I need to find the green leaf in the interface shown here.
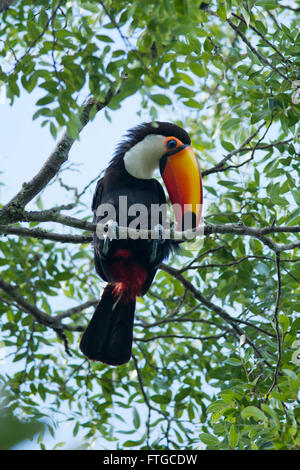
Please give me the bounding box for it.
[221,140,235,152]
[73,421,80,437]
[190,62,206,77]
[229,424,239,448]
[8,76,20,98]
[66,112,82,140]
[175,86,196,98]
[225,357,241,366]
[199,432,220,447]
[150,94,172,106]
[55,272,73,281]
[133,408,140,429]
[50,122,57,139]
[216,2,227,20]
[255,0,277,9]
[38,10,48,28]
[123,439,141,447]
[36,195,43,210]
[151,394,171,405]
[96,34,114,43]
[183,99,201,108]
[207,400,228,414]
[291,190,300,205]
[178,73,194,86]
[240,5,250,27]
[221,118,241,131]
[279,314,289,333]
[241,406,267,422]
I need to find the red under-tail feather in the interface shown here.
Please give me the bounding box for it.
[109,249,147,303]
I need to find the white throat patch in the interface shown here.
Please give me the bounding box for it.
[124,134,166,179]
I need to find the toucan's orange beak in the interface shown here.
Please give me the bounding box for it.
[160,145,203,231]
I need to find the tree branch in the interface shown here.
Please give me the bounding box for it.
[0,224,92,244]
[240,137,294,152]
[204,222,300,253]
[20,210,95,231]
[1,216,299,253]
[134,333,225,343]
[54,299,99,322]
[0,277,55,327]
[0,277,93,348]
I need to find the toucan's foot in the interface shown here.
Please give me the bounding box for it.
[102,220,118,256]
[150,224,165,265]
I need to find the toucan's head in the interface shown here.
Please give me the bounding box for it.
[112,121,203,230]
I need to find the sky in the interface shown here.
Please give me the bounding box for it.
[0,88,146,206]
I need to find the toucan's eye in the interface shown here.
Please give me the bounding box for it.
[167,139,177,150]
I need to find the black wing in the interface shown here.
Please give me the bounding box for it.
[92,178,115,283]
[92,177,103,213]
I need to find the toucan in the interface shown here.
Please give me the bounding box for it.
[79,121,203,366]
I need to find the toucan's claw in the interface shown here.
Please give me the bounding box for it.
[150,224,165,265]
[102,220,118,257]
[149,241,158,265]
[102,236,110,257]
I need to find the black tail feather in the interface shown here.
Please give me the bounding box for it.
[79,285,135,366]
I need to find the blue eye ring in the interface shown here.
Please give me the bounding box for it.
[167,139,177,150]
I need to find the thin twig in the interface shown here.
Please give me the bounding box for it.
[132,353,169,418]
[54,299,99,321]
[134,333,225,343]
[226,17,292,84]
[11,0,64,74]
[232,13,293,69]
[202,121,266,176]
